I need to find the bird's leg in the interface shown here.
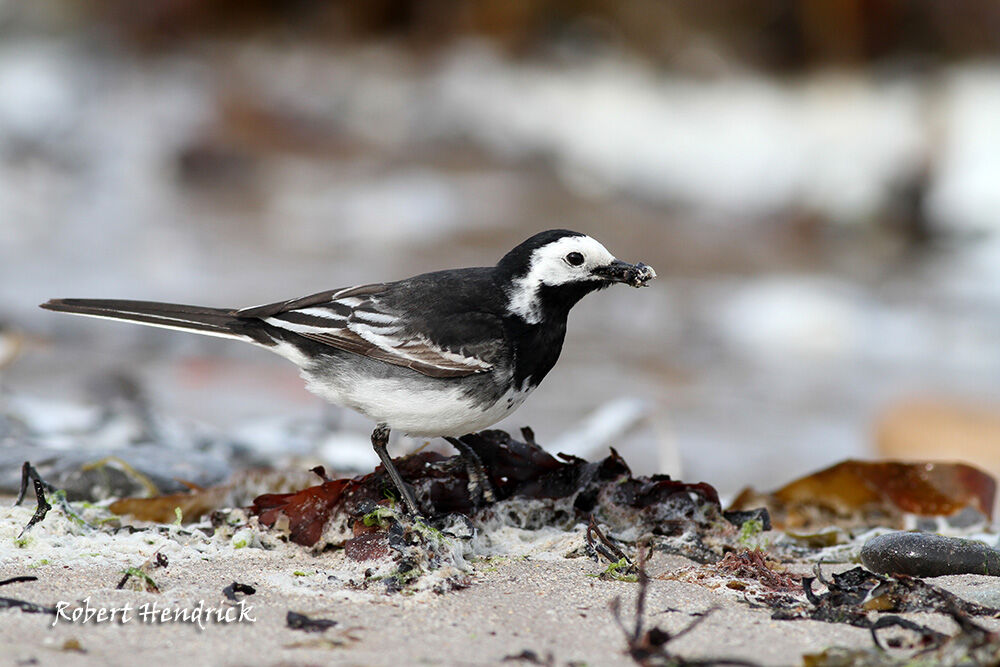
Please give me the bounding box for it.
[445,436,496,505]
[370,424,422,517]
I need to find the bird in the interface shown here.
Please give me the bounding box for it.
[40,229,656,516]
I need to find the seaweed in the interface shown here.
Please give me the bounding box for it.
[14,462,54,538]
[286,611,338,632]
[774,565,1000,627]
[0,575,56,615]
[222,582,256,601]
[116,551,169,593]
[803,606,1000,666]
[587,515,640,581]
[250,428,730,554]
[713,549,801,593]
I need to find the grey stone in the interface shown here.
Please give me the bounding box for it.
[860,531,1000,578]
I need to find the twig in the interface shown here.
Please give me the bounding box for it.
[14,461,54,506]
[17,477,52,539]
[611,549,760,667]
[0,575,56,615]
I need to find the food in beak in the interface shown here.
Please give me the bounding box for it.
[596,260,657,287]
[627,262,657,287]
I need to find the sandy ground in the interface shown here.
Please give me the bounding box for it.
[0,551,872,667]
[2,493,999,667]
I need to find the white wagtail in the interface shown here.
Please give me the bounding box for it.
[41,229,656,515]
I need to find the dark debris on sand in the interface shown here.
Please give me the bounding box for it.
[803,606,1000,666]
[286,610,338,633]
[249,428,751,566]
[788,565,1000,627]
[0,575,56,615]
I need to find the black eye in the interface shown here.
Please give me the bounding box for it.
[565,251,585,266]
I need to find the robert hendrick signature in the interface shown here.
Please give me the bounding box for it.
[53,597,256,630]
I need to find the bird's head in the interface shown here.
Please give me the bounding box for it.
[498,229,656,324]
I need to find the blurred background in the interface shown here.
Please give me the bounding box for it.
[1,0,1000,499]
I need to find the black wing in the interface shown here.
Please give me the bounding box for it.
[236,279,501,378]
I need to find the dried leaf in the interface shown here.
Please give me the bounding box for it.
[110,485,229,523]
[730,460,996,531]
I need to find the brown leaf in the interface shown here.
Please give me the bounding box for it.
[730,460,996,531]
[252,478,352,546]
[110,485,229,523]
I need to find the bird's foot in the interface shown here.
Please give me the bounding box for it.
[370,425,424,519]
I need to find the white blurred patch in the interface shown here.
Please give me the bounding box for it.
[0,42,75,143]
[266,166,481,252]
[6,394,103,436]
[712,278,865,362]
[927,66,1000,233]
[316,431,380,471]
[548,397,680,478]
[433,44,927,224]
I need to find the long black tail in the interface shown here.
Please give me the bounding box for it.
[40,298,264,344]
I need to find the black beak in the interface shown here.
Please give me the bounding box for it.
[592,259,657,287]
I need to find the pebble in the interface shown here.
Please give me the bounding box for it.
[860,531,1000,578]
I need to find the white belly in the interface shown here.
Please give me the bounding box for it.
[304,372,531,437]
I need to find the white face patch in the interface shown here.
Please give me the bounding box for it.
[506,235,616,324]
